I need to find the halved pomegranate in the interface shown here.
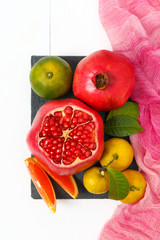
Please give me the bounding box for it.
[27,99,104,175]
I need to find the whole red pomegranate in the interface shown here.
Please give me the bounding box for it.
[27,99,104,176]
[73,50,135,111]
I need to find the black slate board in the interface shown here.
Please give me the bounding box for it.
[30,55,138,199]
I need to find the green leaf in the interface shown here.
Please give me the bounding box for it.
[107,102,139,121]
[107,168,130,200]
[104,115,144,137]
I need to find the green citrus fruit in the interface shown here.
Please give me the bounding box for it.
[100,138,134,171]
[30,56,73,99]
[83,167,109,194]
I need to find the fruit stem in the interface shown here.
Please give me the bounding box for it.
[130,186,141,191]
[95,72,109,90]
[99,153,119,176]
[100,170,105,176]
[46,72,53,78]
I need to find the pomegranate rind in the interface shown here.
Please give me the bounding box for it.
[33,157,79,199]
[73,50,135,111]
[25,158,56,213]
[26,98,104,175]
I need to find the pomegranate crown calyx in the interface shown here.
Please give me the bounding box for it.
[95,72,109,90]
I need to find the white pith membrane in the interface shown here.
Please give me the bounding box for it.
[38,105,97,166]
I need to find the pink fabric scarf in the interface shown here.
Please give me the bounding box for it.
[98,1,160,239]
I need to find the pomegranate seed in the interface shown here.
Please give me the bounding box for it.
[47,144,52,148]
[40,130,47,137]
[52,132,58,137]
[56,127,61,132]
[75,150,81,156]
[89,122,95,129]
[85,151,92,157]
[59,118,64,125]
[65,151,71,156]
[63,159,71,165]
[56,148,62,154]
[68,138,71,142]
[74,110,79,117]
[63,123,69,129]
[69,132,73,137]
[77,126,83,131]
[53,139,58,145]
[83,130,89,135]
[76,111,82,117]
[88,143,93,149]
[81,134,87,139]
[88,143,96,150]
[53,158,61,164]
[64,116,71,123]
[89,138,95,143]
[39,140,44,147]
[71,155,77,160]
[81,148,86,154]
[55,154,61,159]
[78,118,84,123]
[44,139,51,145]
[84,138,90,143]
[79,156,86,160]
[82,112,89,120]
[76,144,81,149]
[70,130,74,135]
[72,117,77,124]
[51,146,56,150]
[44,122,49,127]
[49,119,55,125]
[71,141,76,146]
[70,147,76,152]
[58,143,63,148]
[65,145,70,150]
[88,132,94,137]
[73,135,79,141]
[84,143,89,148]
[70,124,76,129]
[64,106,73,115]
[76,131,82,136]
[68,156,76,162]
[43,145,48,149]
[54,111,62,118]
[78,139,83,143]
[45,116,50,121]
[85,125,93,132]
[50,126,56,131]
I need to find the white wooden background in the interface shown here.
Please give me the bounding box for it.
[0,1,118,239]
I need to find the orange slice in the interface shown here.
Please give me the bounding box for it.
[33,157,79,199]
[25,158,56,213]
